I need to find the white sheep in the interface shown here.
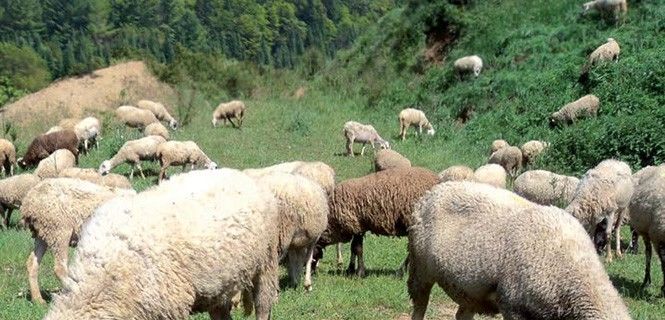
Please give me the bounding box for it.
[137,99,178,129]
[0,138,16,176]
[488,145,523,177]
[0,173,41,228]
[490,139,509,155]
[58,167,133,189]
[453,55,483,78]
[44,169,280,320]
[374,149,411,172]
[398,108,435,141]
[408,181,630,320]
[550,94,600,125]
[438,165,474,182]
[473,163,507,188]
[155,140,217,182]
[115,105,158,128]
[520,140,549,165]
[34,149,77,179]
[98,135,166,179]
[583,0,627,22]
[589,38,621,65]
[22,178,135,304]
[343,121,390,157]
[143,122,170,140]
[73,116,101,153]
[212,100,246,128]
[513,169,580,206]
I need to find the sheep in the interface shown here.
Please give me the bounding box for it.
[398,108,435,141]
[212,100,246,128]
[583,0,627,23]
[513,170,580,206]
[0,174,41,229]
[438,165,474,182]
[453,55,483,78]
[0,138,16,176]
[374,149,411,172]
[115,105,158,129]
[98,135,166,180]
[22,178,136,304]
[343,121,390,157]
[565,159,633,262]
[520,140,549,165]
[490,139,509,155]
[58,167,133,189]
[57,118,80,130]
[251,172,328,291]
[34,149,77,179]
[45,126,63,134]
[143,122,170,140]
[488,145,523,177]
[550,94,600,126]
[43,169,280,320]
[316,167,440,277]
[408,181,630,320]
[589,38,621,65]
[137,99,178,130]
[473,163,507,188]
[155,140,217,182]
[18,130,79,168]
[73,116,101,154]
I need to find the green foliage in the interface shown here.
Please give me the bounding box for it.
[0,43,50,92]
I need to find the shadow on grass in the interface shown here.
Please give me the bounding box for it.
[325,267,402,278]
[610,275,657,301]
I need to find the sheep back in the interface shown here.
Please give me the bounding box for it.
[488,146,523,176]
[374,149,411,172]
[59,168,132,190]
[34,149,76,179]
[438,165,474,182]
[21,130,79,167]
[144,122,170,140]
[513,170,580,206]
[115,105,158,128]
[473,164,507,188]
[0,173,41,208]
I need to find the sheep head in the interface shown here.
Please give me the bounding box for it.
[99,160,112,175]
[169,119,179,130]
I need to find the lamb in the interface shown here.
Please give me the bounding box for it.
[58,167,133,189]
[98,135,166,179]
[589,38,621,65]
[251,172,328,291]
[34,149,77,179]
[316,167,440,277]
[155,140,217,182]
[583,0,628,22]
[115,105,158,129]
[550,94,600,126]
[43,169,280,320]
[22,178,136,304]
[513,170,580,206]
[0,138,16,176]
[520,140,549,165]
[212,100,246,128]
[73,116,101,154]
[398,108,435,141]
[137,99,178,130]
[488,145,523,177]
[0,174,41,228]
[18,130,79,168]
[408,181,630,320]
[143,122,170,140]
[565,159,633,262]
[490,139,509,154]
[343,121,390,157]
[438,165,474,182]
[473,163,507,188]
[453,55,483,78]
[374,149,411,172]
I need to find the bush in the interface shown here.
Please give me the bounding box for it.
[0,43,51,92]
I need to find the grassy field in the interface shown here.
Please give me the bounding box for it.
[0,93,664,319]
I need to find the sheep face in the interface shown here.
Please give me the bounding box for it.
[17,157,26,169]
[169,119,178,130]
[379,140,390,150]
[206,162,218,170]
[426,127,435,136]
[99,161,112,175]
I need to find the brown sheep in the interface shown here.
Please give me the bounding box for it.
[18,131,79,168]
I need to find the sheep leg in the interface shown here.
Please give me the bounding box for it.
[360,143,367,156]
[2,207,12,229]
[136,163,146,179]
[613,209,625,258]
[641,235,652,290]
[400,122,406,141]
[604,217,613,263]
[408,271,433,320]
[26,237,48,304]
[346,137,354,157]
[287,248,305,289]
[228,117,239,128]
[353,234,366,277]
[629,226,639,254]
[159,165,168,183]
[52,242,69,284]
[336,243,343,267]
[252,267,278,320]
[208,302,232,320]
[303,244,316,292]
[658,242,665,297]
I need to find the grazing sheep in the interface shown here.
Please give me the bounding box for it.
[583,0,627,22]
[115,105,158,129]
[398,108,435,141]
[490,139,509,155]
[0,138,16,176]
[18,130,79,168]
[374,149,411,172]
[317,167,440,277]
[137,99,178,130]
[58,167,132,189]
[408,181,630,320]
[343,121,390,157]
[513,170,580,206]
[488,145,523,177]
[438,165,474,182]
[34,149,77,179]
[0,174,41,228]
[44,169,280,320]
[212,100,246,128]
[143,122,170,140]
[566,159,633,262]
[550,94,600,126]
[155,140,217,182]
[73,116,101,154]
[22,178,136,304]
[98,135,166,180]
[252,172,328,291]
[453,55,483,78]
[473,163,507,188]
[589,38,621,65]
[520,140,549,165]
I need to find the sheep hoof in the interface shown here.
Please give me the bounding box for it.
[304,284,312,292]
